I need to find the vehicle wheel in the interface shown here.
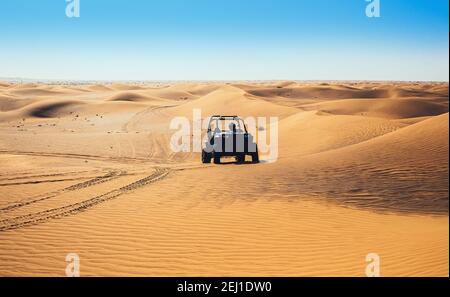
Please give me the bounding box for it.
[213,155,221,164]
[202,150,212,164]
[251,145,260,163]
[236,154,245,164]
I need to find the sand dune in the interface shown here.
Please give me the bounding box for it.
[273,113,449,213]
[0,95,38,112]
[25,100,87,118]
[245,85,391,100]
[9,86,64,97]
[109,83,145,91]
[86,84,113,92]
[0,99,86,121]
[240,82,448,100]
[0,81,448,276]
[169,85,298,119]
[176,83,222,96]
[278,111,406,156]
[301,98,448,119]
[108,91,153,102]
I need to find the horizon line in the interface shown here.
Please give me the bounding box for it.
[1,77,449,85]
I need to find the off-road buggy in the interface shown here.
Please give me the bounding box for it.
[202,115,259,164]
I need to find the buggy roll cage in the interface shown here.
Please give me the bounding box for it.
[206,115,248,133]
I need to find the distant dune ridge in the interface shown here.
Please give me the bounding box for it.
[0,81,448,276]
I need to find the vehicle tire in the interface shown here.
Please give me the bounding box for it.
[251,145,260,163]
[213,154,221,164]
[202,150,212,164]
[236,154,245,164]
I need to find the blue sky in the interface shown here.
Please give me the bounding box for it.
[0,0,448,81]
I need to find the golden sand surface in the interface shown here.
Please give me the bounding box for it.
[0,81,448,276]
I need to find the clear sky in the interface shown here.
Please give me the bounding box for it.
[0,0,448,81]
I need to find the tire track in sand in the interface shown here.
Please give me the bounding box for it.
[0,170,126,212]
[0,150,150,164]
[0,168,170,232]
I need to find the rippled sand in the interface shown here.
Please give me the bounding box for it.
[0,81,448,276]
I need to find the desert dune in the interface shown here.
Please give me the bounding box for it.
[0,81,448,276]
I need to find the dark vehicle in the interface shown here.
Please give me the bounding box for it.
[202,115,259,164]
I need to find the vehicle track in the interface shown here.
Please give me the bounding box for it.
[0,150,150,164]
[0,168,170,232]
[0,170,125,212]
[0,150,174,165]
[0,170,104,182]
[121,105,172,133]
[0,176,100,187]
